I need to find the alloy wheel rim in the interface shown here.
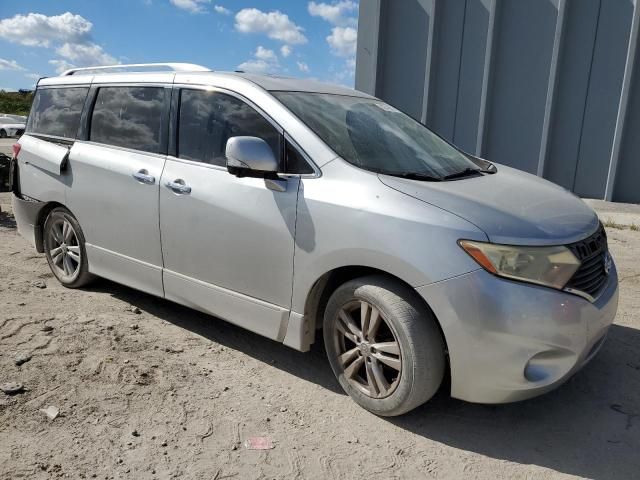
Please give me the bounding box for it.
[333,300,402,399]
[48,218,81,281]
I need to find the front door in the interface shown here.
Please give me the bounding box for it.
[159,88,299,340]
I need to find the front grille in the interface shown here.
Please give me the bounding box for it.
[565,224,609,299]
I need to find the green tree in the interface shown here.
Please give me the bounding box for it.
[0,90,34,116]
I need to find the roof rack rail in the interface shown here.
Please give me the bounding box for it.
[61,63,210,76]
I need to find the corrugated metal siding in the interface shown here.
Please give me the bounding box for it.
[376,0,432,119]
[356,0,640,203]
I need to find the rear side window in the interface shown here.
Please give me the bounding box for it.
[177,89,280,168]
[90,87,165,153]
[26,87,88,139]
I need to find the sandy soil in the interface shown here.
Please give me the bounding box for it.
[1,194,639,480]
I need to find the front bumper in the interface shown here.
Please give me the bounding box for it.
[417,264,618,404]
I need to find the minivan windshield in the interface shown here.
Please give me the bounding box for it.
[273,92,480,179]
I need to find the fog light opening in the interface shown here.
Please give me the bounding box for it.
[524,349,576,384]
[524,363,550,382]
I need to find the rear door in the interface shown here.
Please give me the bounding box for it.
[159,87,299,340]
[66,85,170,297]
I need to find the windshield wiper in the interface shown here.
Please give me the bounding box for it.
[373,169,442,181]
[392,172,442,182]
[442,167,483,180]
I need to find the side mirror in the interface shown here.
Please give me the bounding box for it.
[0,154,12,193]
[225,136,278,178]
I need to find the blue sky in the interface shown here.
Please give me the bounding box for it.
[0,0,359,91]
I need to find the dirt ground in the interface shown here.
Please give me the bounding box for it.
[1,190,639,480]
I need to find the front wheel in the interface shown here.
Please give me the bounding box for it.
[323,275,445,416]
[43,207,94,288]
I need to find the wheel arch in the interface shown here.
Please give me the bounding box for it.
[33,201,73,253]
[302,266,451,371]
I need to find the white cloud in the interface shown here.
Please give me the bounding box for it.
[170,0,211,13]
[56,43,118,67]
[308,1,357,26]
[280,45,292,58]
[237,59,277,74]
[49,59,76,74]
[0,58,25,71]
[0,12,92,47]
[297,62,310,73]
[238,45,281,74]
[0,12,118,76]
[327,60,355,86]
[25,72,42,86]
[254,46,277,62]
[213,5,231,15]
[308,2,357,83]
[327,26,357,57]
[346,57,356,71]
[48,42,119,74]
[235,8,307,44]
[48,41,118,74]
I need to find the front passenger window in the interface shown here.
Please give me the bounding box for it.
[177,90,281,167]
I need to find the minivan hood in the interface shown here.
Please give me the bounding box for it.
[379,164,599,245]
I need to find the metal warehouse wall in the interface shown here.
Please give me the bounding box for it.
[355,0,640,203]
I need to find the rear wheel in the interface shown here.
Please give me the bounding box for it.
[323,275,445,416]
[0,130,6,138]
[43,208,94,288]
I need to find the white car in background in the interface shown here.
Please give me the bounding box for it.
[0,115,26,138]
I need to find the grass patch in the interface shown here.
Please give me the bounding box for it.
[604,218,626,230]
[603,218,640,232]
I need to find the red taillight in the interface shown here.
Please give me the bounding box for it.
[12,143,21,159]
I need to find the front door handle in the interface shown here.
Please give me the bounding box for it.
[166,179,192,194]
[132,169,155,184]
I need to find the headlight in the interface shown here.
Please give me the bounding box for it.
[459,240,580,290]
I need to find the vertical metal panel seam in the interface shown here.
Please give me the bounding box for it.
[571,0,603,194]
[372,0,383,97]
[605,0,640,200]
[537,0,568,177]
[421,0,438,124]
[355,0,382,96]
[452,0,469,143]
[476,0,498,156]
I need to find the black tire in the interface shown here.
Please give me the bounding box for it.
[323,275,445,416]
[43,207,94,288]
[0,130,6,138]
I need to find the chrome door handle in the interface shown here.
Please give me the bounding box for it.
[132,169,155,184]
[165,180,192,194]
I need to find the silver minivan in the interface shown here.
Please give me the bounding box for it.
[5,63,618,416]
